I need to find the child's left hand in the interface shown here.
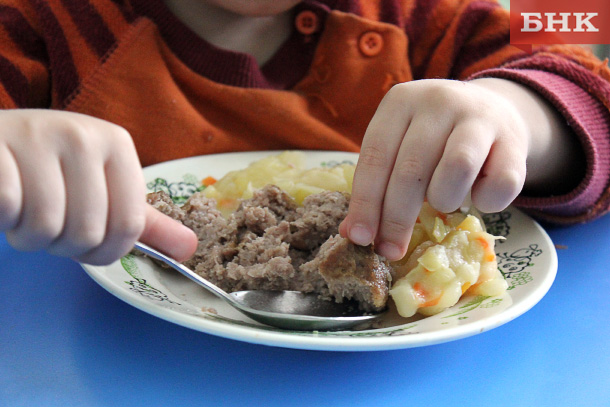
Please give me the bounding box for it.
[339,78,576,261]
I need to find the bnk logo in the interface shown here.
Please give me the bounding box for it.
[510,0,610,52]
[521,13,599,33]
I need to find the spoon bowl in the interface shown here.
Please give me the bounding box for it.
[133,242,386,331]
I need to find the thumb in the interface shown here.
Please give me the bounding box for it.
[139,204,198,262]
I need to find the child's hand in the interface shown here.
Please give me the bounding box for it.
[340,78,578,261]
[0,109,197,265]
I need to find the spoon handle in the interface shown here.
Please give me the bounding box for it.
[133,242,237,305]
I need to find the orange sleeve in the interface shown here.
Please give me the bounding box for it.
[0,0,49,108]
[0,0,136,109]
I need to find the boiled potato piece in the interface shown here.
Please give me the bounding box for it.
[390,214,507,318]
[203,151,355,211]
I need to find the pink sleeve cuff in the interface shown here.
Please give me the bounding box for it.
[468,68,610,224]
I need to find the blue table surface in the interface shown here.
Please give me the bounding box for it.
[1,214,609,407]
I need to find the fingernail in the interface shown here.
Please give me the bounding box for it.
[378,242,403,261]
[349,224,373,246]
[173,227,198,261]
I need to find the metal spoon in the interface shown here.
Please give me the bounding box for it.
[133,242,386,331]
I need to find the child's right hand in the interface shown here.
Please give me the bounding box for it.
[0,109,197,265]
[339,78,580,262]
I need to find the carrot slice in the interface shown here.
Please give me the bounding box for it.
[202,176,217,186]
[476,236,489,250]
[414,282,442,307]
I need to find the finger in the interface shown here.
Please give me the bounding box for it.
[341,85,415,246]
[77,135,146,265]
[0,146,23,231]
[427,121,494,213]
[5,148,66,251]
[47,151,108,258]
[139,205,198,262]
[471,137,527,213]
[375,116,452,260]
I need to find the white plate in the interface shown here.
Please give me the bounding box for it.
[81,151,557,351]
